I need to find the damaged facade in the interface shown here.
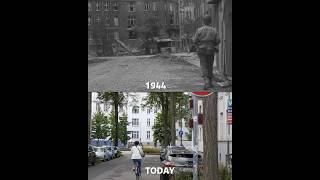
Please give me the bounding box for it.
[88,0,180,56]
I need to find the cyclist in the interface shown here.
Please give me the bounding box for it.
[130,141,145,176]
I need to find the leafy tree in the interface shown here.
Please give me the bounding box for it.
[97,92,126,146]
[152,112,165,146]
[143,92,171,147]
[144,92,191,147]
[91,108,110,146]
[119,113,130,146]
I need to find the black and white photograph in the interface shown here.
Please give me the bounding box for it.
[88,0,232,92]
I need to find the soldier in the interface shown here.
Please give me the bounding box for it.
[193,15,221,90]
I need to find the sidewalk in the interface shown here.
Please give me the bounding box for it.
[173,52,232,87]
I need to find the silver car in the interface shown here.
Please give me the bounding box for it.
[163,149,202,173]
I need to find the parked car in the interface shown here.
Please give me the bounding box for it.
[162,148,201,173]
[105,146,116,159]
[88,145,96,165]
[160,146,186,162]
[111,146,119,158]
[94,147,112,161]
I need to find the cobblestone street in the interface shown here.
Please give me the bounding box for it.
[88,54,232,92]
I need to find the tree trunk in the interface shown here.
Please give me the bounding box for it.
[203,93,219,180]
[171,93,176,146]
[164,94,170,147]
[88,92,92,144]
[114,93,119,147]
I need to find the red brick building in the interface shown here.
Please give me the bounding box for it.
[88,0,180,56]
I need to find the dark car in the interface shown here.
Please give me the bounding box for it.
[88,145,96,165]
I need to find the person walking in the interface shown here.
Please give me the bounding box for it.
[193,15,221,90]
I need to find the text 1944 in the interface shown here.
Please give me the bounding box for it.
[146,82,166,90]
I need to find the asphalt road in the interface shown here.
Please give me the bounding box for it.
[88,55,232,92]
[88,151,161,180]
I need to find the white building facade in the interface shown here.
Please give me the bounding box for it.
[126,92,159,146]
[90,92,159,146]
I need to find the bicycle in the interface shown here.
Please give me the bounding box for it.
[134,160,141,180]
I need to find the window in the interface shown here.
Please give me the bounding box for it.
[114,2,118,11]
[104,2,108,11]
[104,103,108,112]
[154,108,158,113]
[147,131,150,139]
[114,16,119,26]
[169,3,173,12]
[96,3,100,11]
[132,106,139,114]
[119,106,124,112]
[128,16,136,27]
[88,17,91,26]
[179,121,182,127]
[129,2,135,12]
[96,15,100,23]
[132,118,139,126]
[106,15,110,26]
[144,2,149,11]
[89,32,93,40]
[88,2,91,12]
[128,30,137,39]
[132,131,139,139]
[96,103,100,111]
[153,2,157,11]
[170,14,174,25]
[147,107,151,114]
[114,31,119,40]
[147,118,150,126]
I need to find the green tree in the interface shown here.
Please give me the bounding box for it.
[143,92,171,147]
[144,92,191,147]
[91,108,110,146]
[152,112,165,146]
[98,92,126,146]
[119,113,130,146]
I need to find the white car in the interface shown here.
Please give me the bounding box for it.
[94,147,112,161]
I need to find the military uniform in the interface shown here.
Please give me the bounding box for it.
[193,25,220,89]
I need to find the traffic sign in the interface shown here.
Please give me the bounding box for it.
[179,130,183,137]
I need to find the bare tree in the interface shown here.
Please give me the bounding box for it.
[203,93,219,180]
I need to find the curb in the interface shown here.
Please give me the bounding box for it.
[88,57,110,64]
